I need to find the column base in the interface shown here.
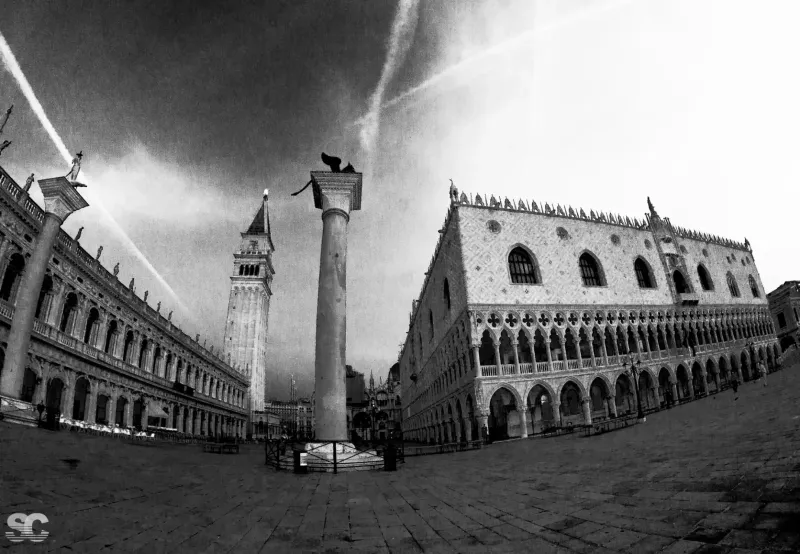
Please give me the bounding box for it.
[0,395,38,427]
[296,442,384,472]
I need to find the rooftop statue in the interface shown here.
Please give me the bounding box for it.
[75,227,84,242]
[24,173,34,192]
[66,151,87,187]
[96,246,103,260]
[291,153,358,197]
[113,262,119,276]
[0,140,11,157]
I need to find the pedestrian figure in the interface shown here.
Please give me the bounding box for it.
[759,361,768,387]
[731,377,739,400]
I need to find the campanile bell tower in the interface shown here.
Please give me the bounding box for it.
[222,190,275,412]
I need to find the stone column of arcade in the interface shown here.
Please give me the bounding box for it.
[0,177,88,425]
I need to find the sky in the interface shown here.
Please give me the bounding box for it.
[1,0,798,399]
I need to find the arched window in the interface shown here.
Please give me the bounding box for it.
[748,275,759,298]
[35,274,53,320]
[59,293,78,333]
[697,264,713,291]
[443,278,451,311]
[0,253,25,302]
[255,265,260,276]
[578,253,603,287]
[83,307,99,344]
[508,247,539,284]
[104,320,118,354]
[634,258,654,288]
[122,330,135,362]
[672,271,689,294]
[727,273,740,297]
[429,309,434,341]
[238,265,244,276]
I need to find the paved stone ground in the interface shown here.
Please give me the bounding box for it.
[1,367,799,553]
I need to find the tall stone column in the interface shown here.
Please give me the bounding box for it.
[310,171,362,442]
[1,178,88,412]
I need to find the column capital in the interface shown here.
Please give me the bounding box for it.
[311,171,362,214]
[38,177,89,222]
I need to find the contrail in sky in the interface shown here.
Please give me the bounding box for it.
[355,0,633,127]
[0,30,191,317]
[359,0,421,154]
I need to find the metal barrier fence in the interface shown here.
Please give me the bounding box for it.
[265,439,406,473]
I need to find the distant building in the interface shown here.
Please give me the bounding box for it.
[767,281,800,351]
[346,364,402,441]
[263,398,314,439]
[251,410,281,440]
[222,191,275,418]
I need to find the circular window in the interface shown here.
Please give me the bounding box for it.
[487,220,501,234]
[611,234,620,245]
[644,239,652,250]
[702,248,708,257]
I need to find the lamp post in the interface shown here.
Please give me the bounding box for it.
[370,398,377,444]
[622,356,646,423]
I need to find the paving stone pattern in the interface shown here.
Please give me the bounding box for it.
[1,367,799,553]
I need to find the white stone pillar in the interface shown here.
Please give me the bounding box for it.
[311,171,362,442]
[1,177,88,403]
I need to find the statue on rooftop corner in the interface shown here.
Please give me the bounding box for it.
[156,301,161,312]
[96,246,103,260]
[66,151,84,182]
[144,290,149,302]
[449,179,458,203]
[128,277,135,290]
[24,173,34,192]
[168,310,173,321]
[75,227,83,242]
[113,262,119,276]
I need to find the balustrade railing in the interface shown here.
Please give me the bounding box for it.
[481,365,498,377]
[581,358,593,369]
[607,355,618,365]
[501,364,515,376]
[551,361,565,371]
[519,363,534,374]
[535,361,549,373]
[566,359,579,370]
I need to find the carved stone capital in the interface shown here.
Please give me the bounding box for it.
[38,177,89,222]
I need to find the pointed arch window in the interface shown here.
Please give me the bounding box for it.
[697,264,713,291]
[748,275,759,298]
[579,253,604,287]
[727,273,740,297]
[672,271,689,294]
[634,258,654,288]
[443,278,451,311]
[508,247,539,284]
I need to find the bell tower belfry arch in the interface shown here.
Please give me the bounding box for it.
[222,190,275,412]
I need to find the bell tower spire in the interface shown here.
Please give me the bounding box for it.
[222,191,275,414]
